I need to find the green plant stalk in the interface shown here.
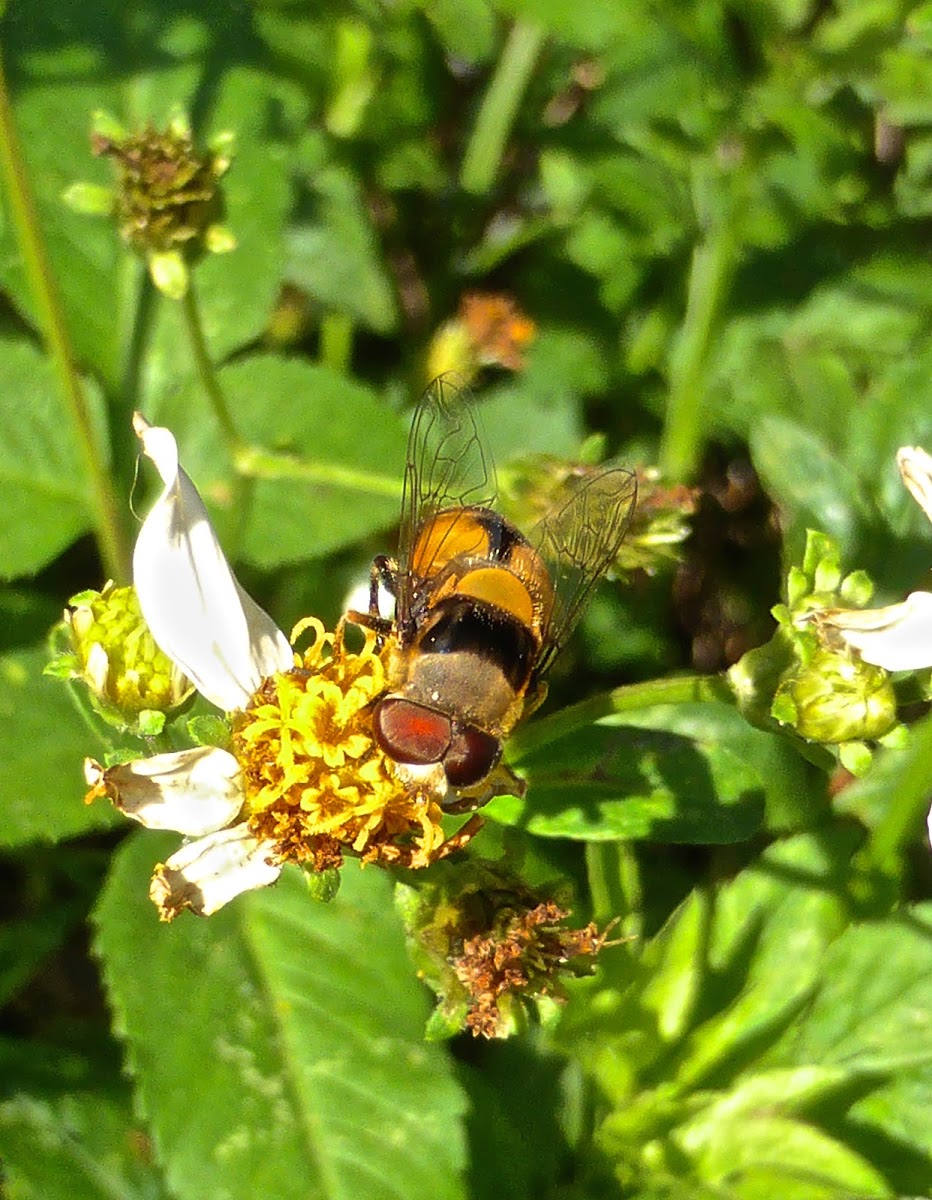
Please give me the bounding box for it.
[460,19,546,195]
[236,444,403,497]
[0,50,131,582]
[510,672,736,761]
[658,207,735,483]
[586,842,643,941]
[180,279,245,455]
[319,310,354,374]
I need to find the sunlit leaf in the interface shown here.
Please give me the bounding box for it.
[496,718,766,843]
[0,644,119,846]
[0,341,108,578]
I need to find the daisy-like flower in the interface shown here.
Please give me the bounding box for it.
[825,447,932,671]
[84,416,479,920]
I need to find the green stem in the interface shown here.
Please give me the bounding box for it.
[586,842,643,940]
[510,672,736,761]
[181,279,244,454]
[459,19,546,195]
[235,444,403,498]
[319,310,354,374]
[0,50,131,582]
[658,175,736,483]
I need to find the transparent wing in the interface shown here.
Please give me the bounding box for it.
[532,466,638,677]
[396,376,497,629]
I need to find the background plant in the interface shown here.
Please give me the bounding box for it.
[1,2,931,1198]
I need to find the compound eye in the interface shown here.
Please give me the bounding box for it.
[443,725,501,788]
[373,697,452,766]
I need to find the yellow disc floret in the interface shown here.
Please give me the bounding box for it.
[233,619,448,871]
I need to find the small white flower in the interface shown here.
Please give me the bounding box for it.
[87,417,471,917]
[87,416,295,919]
[826,447,932,670]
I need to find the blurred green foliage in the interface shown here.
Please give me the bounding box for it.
[1,1,931,1197]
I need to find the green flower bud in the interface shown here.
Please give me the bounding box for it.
[63,583,192,724]
[772,649,897,744]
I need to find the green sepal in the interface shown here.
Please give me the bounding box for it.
[186,714,232,750]
[136,709,166,737]
[303,866,341,903]
[838,740,873,776]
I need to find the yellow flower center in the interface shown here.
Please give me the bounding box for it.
[232,618,448,870]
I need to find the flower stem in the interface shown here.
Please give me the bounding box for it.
[459,19,546,196]
[235,444,403,498]
[0,50,131,582]
[180,279,244,455]
[658,166,736,483]
[510,672,737,761]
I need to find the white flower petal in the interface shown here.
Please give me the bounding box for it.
[343,577,395,622]
[897,446,932,525]
[825,591,932,671]
[132,414,293,712]
[84,747,243,835]
[149,824,281,919]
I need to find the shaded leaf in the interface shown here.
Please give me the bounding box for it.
[0,1089,169,1200]
[288,165,398,335]
[750,415,866,562]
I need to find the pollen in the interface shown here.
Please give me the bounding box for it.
[232,618,452,871]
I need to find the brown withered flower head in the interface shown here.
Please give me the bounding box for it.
[452,898,616,1038]
[92,120,229,256]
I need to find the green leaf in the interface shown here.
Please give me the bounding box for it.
[775,905,932,1075]
[652,833,852,1088]
[94,834,467,1200]
[0,643,120,846]
[0,1089,171,1200]
[833,709,932,853]
[675,1110,892,1199]
[495,717,765,843]
[0,40,124,387]
[287,164,399,335]
[188,65,296,361]
[750,415,866,563]
[844,1063,932,1196]
[592,702,818,832]
[0,340,108,578]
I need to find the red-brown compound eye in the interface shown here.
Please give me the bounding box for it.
[373,697,452,766]
[442,724,502,788]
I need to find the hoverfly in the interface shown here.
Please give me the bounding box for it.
[353,378,637,811]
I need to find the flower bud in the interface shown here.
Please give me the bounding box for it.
[772,649,897,744]
[63,583,192,725]
[88,119,235,296]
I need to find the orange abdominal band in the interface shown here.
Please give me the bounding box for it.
[455,567,535,627]
[411,511,489,575]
